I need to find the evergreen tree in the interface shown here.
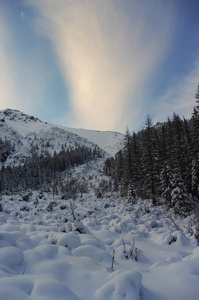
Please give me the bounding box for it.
[191,82,199,197]
[130,132,143,197]
[141,114,157,203]
[171,113,185,175]
[164,117,174,168]
[191,158,199,198]
[195,82,199,110]
[160,164,173,208]
[171,169,192,216]
[192,105,199,155]
[122,127,133,196]
[114,150,124,185]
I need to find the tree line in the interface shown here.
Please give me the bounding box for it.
[104,83,199,216]
[0,146,102,193]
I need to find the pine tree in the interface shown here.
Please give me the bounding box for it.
[182,117,193,194]
[191,82,199,197]
[195,82,199,110]
[191,158,199,198]
[164,117,174,168]
[130,132,142,197]
[115,150,124,186]
[123,127,133,192]
[171,113,187,183]
[141,114,157,203]
[192,105,199,155]
[171,169,192,216]
[160,164,173,208]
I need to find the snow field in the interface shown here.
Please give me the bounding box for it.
[0,193,199,300]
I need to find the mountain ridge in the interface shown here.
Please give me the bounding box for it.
[0,108,124,167]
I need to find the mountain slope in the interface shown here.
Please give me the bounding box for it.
[0,109,124,167]
[56,125,124,156]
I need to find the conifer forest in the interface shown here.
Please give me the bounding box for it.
[104,83,199,217]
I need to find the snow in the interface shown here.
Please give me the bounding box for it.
[0,108,199,299]
[0,246,24,268]
[95,270,142,300]
[0,109,124,168]
[0,193,199,300]
[56,125,124,156]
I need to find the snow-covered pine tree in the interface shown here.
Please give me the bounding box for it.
[127,182,136,203]
[191,83,199,197]
[182,117,193,194]
[192,83,199,152]
[191,158,199,198]
[160,163,173,208]
[171,113,185,176]
[171,169,193,216]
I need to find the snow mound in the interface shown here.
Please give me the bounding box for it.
[95,270,142,300]
[0,246,24,269]
[73,245,111,263]
[56,231,81,249]
[32,276,80,300]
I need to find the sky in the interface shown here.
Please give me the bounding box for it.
[0,0,199,133]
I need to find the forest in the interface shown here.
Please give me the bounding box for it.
[0,145,103,193]
[104,83,199,217]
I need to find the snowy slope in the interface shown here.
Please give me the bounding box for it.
[0,109,124,167]
[56,125,124,156]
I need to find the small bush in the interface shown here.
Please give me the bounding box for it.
[46,201,57,212]
[129,239,141,261]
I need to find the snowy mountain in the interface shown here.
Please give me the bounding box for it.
[0,108,124,167]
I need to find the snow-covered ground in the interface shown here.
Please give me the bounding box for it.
[1,109,199,299]
[1,186,199,299]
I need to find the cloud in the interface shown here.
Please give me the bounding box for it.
[20,11,25,20]
[0,11,16,110]
[27,0,175,131]
[153,59,199,123]
[0,5,55,116]
[0,29,46,115]
[20,10,31,25]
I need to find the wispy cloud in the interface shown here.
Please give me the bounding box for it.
[28,0,176,131]
[20,11,26,20]
[0,10,16,110]
[0,6,54,116]
[153,59,199,123]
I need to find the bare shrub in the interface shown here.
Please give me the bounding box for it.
[129,239,141,261]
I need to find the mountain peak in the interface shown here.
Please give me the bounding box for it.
[1,108,42,124]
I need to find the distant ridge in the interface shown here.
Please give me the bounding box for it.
[0,108,124,167]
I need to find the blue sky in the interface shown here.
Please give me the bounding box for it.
[0,0,199,133]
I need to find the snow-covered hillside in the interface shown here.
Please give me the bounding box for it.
[0,109,124,167]
[57,125,124,156]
